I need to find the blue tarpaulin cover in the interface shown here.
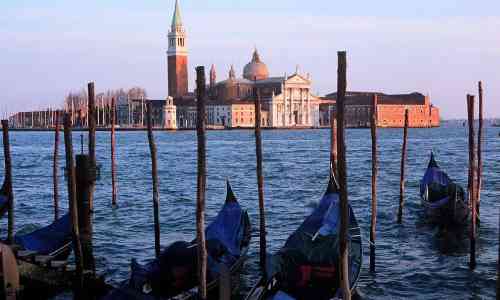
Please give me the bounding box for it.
[103,182,250,299]
[206,200,245,257]
[14,213,72,255]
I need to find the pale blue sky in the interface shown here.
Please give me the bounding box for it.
[1,0,499,118]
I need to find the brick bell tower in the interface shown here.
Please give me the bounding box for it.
[167,0,188,98]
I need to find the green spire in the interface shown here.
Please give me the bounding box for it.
[171,0,182,28]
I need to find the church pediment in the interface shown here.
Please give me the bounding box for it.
[285,73,311,85]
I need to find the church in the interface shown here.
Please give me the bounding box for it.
[166,0,440,129]
[167,0,322,129]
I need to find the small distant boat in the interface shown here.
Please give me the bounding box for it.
[0,179,9,218]
[104,181,251,299]
[420,152,468,227]
[245,172,362,300]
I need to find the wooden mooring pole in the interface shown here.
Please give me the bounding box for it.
[397,109,409,224]
[111,98,117,208]
[195,66,208,300]
[75,154,96,277]
[330,108,337,174]
[370,94,378,272]
[337,51,351,300]
[467,94,477,269]
[87,82,96,212]
[53,111,60,221]
[146,102,161,258]
[476,82,483,210]
[254,81,267,280]
[63,114,84,294]
[1,120,14,243]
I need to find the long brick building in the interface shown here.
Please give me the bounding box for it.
[322,91,440,128]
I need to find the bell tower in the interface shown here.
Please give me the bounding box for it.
[167,0,188,98]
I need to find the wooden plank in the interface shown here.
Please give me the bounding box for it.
[17,250,37,258]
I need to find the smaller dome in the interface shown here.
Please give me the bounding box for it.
[243,49,269,81]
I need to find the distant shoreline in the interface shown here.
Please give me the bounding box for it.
[8,126,445,132]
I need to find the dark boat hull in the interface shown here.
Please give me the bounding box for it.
[420,184,469,227]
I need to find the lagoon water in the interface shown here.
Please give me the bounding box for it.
[0,126,498,299]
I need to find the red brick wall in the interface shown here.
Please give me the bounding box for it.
[168,55,188,98]
[377,104,440,128]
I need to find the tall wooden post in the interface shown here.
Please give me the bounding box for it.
[467,95,477,269]
[87,82,96,212]
[1,120,14,243]
[195,66,208,300]
[398,109,409,224]
[146,102,161,258]
[53,111,60,221]
[111,98,117,207]
[330,108,338,175]
[336,51,351,300]
[63,114,84,293]
[254,81,267,279]
[476,82,483,209]
[75,154,96,275]
[370,94,378,272]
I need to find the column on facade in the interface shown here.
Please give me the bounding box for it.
[282,85,287,126]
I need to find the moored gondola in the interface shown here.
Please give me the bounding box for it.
[245,172,362,300]
[419,152,469,227]
[103,180,251,299]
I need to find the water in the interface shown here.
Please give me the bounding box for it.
[0,126,498,299]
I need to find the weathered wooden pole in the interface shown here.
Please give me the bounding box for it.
[53,111,60,221]
[397,109,409,224]
[75,154,96,276]
[63,114,84,294]
[87,82,96,212]
[111,98,117,208]
[195,66,208,300]
[330,107,338,175]
[370,94,378,272]
[1,120,14,243]
[254,81,267,279]
[476,82,483,210]
[467,94,477,269]
[146,102,161,258]
[336,51,351,300]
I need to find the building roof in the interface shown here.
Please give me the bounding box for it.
[243,48,269,81]
[325,91,427,105]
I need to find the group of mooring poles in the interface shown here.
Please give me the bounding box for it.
[466,81,484,270]
[47,81,99,298]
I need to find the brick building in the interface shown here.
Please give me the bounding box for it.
[323,91,440,128]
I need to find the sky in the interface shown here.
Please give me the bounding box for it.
[0,0,499,119]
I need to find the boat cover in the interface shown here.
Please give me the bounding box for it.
[419,152,463,204]
[266,175,361,299]
[14,213,72,255]
[104,182,250,299]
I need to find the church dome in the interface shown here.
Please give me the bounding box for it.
[243,49,269,81]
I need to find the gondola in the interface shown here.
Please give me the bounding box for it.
[419,152,468,227]
[0,180,9,218]
[13,213,73,262]
[1,213,73,298]
[103,181,251,299]
[245,172,362,300]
